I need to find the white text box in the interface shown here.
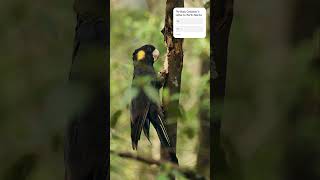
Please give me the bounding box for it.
[173,8,206,38]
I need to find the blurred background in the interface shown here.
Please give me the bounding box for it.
[110,0,210,179]
[0,0,318,180]
[0,0,75,180]
[218,1,320,180]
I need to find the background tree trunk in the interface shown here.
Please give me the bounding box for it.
[222,0,292,179]
[160,0,184,164]
[221,0,319,180]
[196,3,211,177]
[211,0,234,179]
[65,0,108,180]
[196,53,210,178]
[285,1,320,180]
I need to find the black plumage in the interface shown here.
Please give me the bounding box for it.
[130,45,177,163]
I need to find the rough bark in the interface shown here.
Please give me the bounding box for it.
[160,0,184,164]
[211,0,234,179]
[65,1,108,180]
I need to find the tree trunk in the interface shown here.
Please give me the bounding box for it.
[160,0,184,164]
[285,30,320,180]
[211,0,234,179]
[196,3,211,176]
[65,0,108,180]
[212,0,319,180]
[196,53,210,178]
[221,3,320,175]
[285,1,320,180]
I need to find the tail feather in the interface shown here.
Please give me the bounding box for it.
[151,113,171,148]
[143,118,151,143]
[131,105,149,150]
[157,115,171,146]
[131,118,144,150]
[153,110,179,164]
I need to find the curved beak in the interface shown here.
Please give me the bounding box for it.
[152,49,160,61]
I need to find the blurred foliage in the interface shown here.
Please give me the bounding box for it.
[1,0,317,180]
[220,3,320,180]
[110,1,210,179]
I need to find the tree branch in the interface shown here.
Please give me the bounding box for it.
[110,150,206,180]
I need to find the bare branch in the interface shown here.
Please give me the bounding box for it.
[110,150,206,180]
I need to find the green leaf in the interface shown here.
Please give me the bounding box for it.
[157,174,169,180]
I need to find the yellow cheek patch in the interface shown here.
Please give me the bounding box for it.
[137,50,145,61]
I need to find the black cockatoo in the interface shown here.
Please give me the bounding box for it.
[130,44,178,163]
